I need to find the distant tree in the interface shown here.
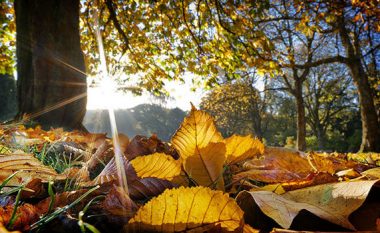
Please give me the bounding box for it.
[296,0,380,152]
[200,77,267,139]
[304,64,356,149]
[253,0,329,150]
[83,104,186,141]
[263,85,297,147]
[131,104,186,141]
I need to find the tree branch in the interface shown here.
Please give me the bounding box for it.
[105,0,130,51]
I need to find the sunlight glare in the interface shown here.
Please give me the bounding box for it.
[93,5,129,195]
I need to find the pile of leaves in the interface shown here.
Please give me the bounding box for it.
[0,107,379,233]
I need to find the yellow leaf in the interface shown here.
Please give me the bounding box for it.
[0,223,21,233]
[250,184,286,195]
[172,106,225,189]
[0,145,12,154]
[130,153,181,181]
[128,186,244,232]
[361,167,380,179]
[225,135,264,165]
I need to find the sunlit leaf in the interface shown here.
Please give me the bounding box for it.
[171,106,225,189]
[361,167,380,179]
[225,135,264,165]
[128,186,244,232]
[236,180,379,230]
[130,153,181,180]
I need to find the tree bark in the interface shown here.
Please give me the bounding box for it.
[348,60,380,152]
[316,124,326,150]
[337,16,380,152]
[295,79,306,151]
[15,0,87,130]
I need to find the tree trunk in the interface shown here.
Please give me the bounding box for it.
[295,79,306,151]
[348,60,380,152]
[316,124,326,150]
[337,16,380,152]
[15,0,87,130]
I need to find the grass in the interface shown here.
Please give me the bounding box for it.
[30,185,100,231]
[0,137,103,232]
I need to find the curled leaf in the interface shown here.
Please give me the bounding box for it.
[128,186,244,232]
[225,135,264,165]
[130,153,181,180]
[172,107,225,189]
[236,180,379,230]
[0,154,64,186]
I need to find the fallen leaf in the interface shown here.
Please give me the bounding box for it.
[117,133,130,153]
[233,169,309,184]
[0,154,65,186]
[171,106,225,189]
[102,186,137,223]
[128,186,244,232]
[225,135,264,165]
[236,180,379,230]
[0,203,40,231]
[0,223,21,233]
[243,147,311,174]
[128,177,177,200]
[243,224,260,233]
[88,157,177,199]
[335,168,360,178]
[125,134,177,160]
[361,167,380,179]
[130,153,181,180]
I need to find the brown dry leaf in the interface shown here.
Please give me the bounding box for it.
[102,186,137,222]
[87,157,177,200]
[309,152,366,175]
[243,147,311,174]
[125,134,177,160]
[0,154,65,185]
[233,169,309,184]
[0,203,40,231]
[128,177,177,200]
[128,186,244,232]
[117,133,130,153]
[130,153,181,181]
[236,180,379,230]
[225,135,264,165]
[171,106,225,189]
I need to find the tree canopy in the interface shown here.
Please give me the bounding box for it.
[0,0,379,151]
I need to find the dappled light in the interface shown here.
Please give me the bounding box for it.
[0,0,379,232]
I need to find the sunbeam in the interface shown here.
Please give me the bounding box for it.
[93,5,129,195]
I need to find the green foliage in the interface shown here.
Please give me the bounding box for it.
[285,136,296,149]
[200,78,264,137]
[0,1,15,75]
[80,0,275,93]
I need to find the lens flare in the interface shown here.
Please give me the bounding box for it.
[93,6,129,195]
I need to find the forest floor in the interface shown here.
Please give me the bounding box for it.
[0,107,379,233]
